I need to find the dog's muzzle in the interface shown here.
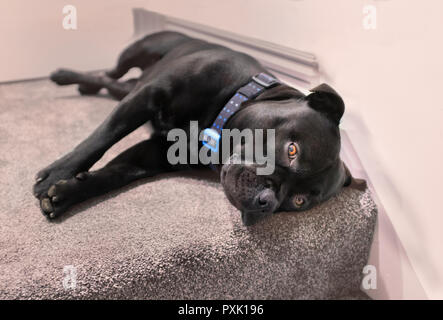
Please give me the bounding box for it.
[221,163,279,226]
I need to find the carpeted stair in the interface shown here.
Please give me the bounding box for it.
[0,79,377,299]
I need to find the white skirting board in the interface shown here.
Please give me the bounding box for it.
[131,8,427,299]
[132,8,320,89]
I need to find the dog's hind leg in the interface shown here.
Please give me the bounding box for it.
[37,136,175,218]
[72,42,147,95]
[106,78,139,100]
[34,81,168,203]
[70,37,155,95]
[106,31,190,80]
[104,40,148,80]
[51,32,190,96]
[50,69,137,100]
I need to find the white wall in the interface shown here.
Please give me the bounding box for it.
[141,0,443,299]
[0,0,145,82]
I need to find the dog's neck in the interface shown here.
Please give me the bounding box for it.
[201,73,281,153]
[224,83,306,129]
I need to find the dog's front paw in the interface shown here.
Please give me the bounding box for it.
[33,156,79,199]
[50,69,80,85]
[38,172,89,219]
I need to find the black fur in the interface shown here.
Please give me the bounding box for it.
[34,31,355,225]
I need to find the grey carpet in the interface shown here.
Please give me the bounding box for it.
[0,79,376,299]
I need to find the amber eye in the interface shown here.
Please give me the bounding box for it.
[293,196,305,207]
[288,143,298,158]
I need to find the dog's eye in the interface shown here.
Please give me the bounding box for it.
[293,196,305,207]
[288,143,298,158]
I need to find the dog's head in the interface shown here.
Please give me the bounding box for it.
[220,83,364,225]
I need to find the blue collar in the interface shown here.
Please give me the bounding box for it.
[202,73,280,153]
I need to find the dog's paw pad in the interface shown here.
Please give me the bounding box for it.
[40,198,53,213]
[38,176,87,219]
[47,184,57,197]
[40,198,58,219]
[47,179,69,198]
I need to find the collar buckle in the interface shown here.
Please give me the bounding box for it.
[202,128,221,153]
[252,73,279,88]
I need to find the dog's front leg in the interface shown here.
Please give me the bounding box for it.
[38,136,174,218]
[33,83,164,201]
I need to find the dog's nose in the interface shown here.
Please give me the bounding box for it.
[257,189,275,208]
[242,189,277,226]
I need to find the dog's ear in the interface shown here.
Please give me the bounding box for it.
[253,84,305,102]
[306,83,345,125]
[343,162,367,191]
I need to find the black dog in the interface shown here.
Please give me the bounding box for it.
[33,31,359,225]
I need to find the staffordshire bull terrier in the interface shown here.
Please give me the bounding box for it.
[33,31,360,225]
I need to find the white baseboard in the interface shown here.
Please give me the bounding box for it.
[132,8,320,89]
